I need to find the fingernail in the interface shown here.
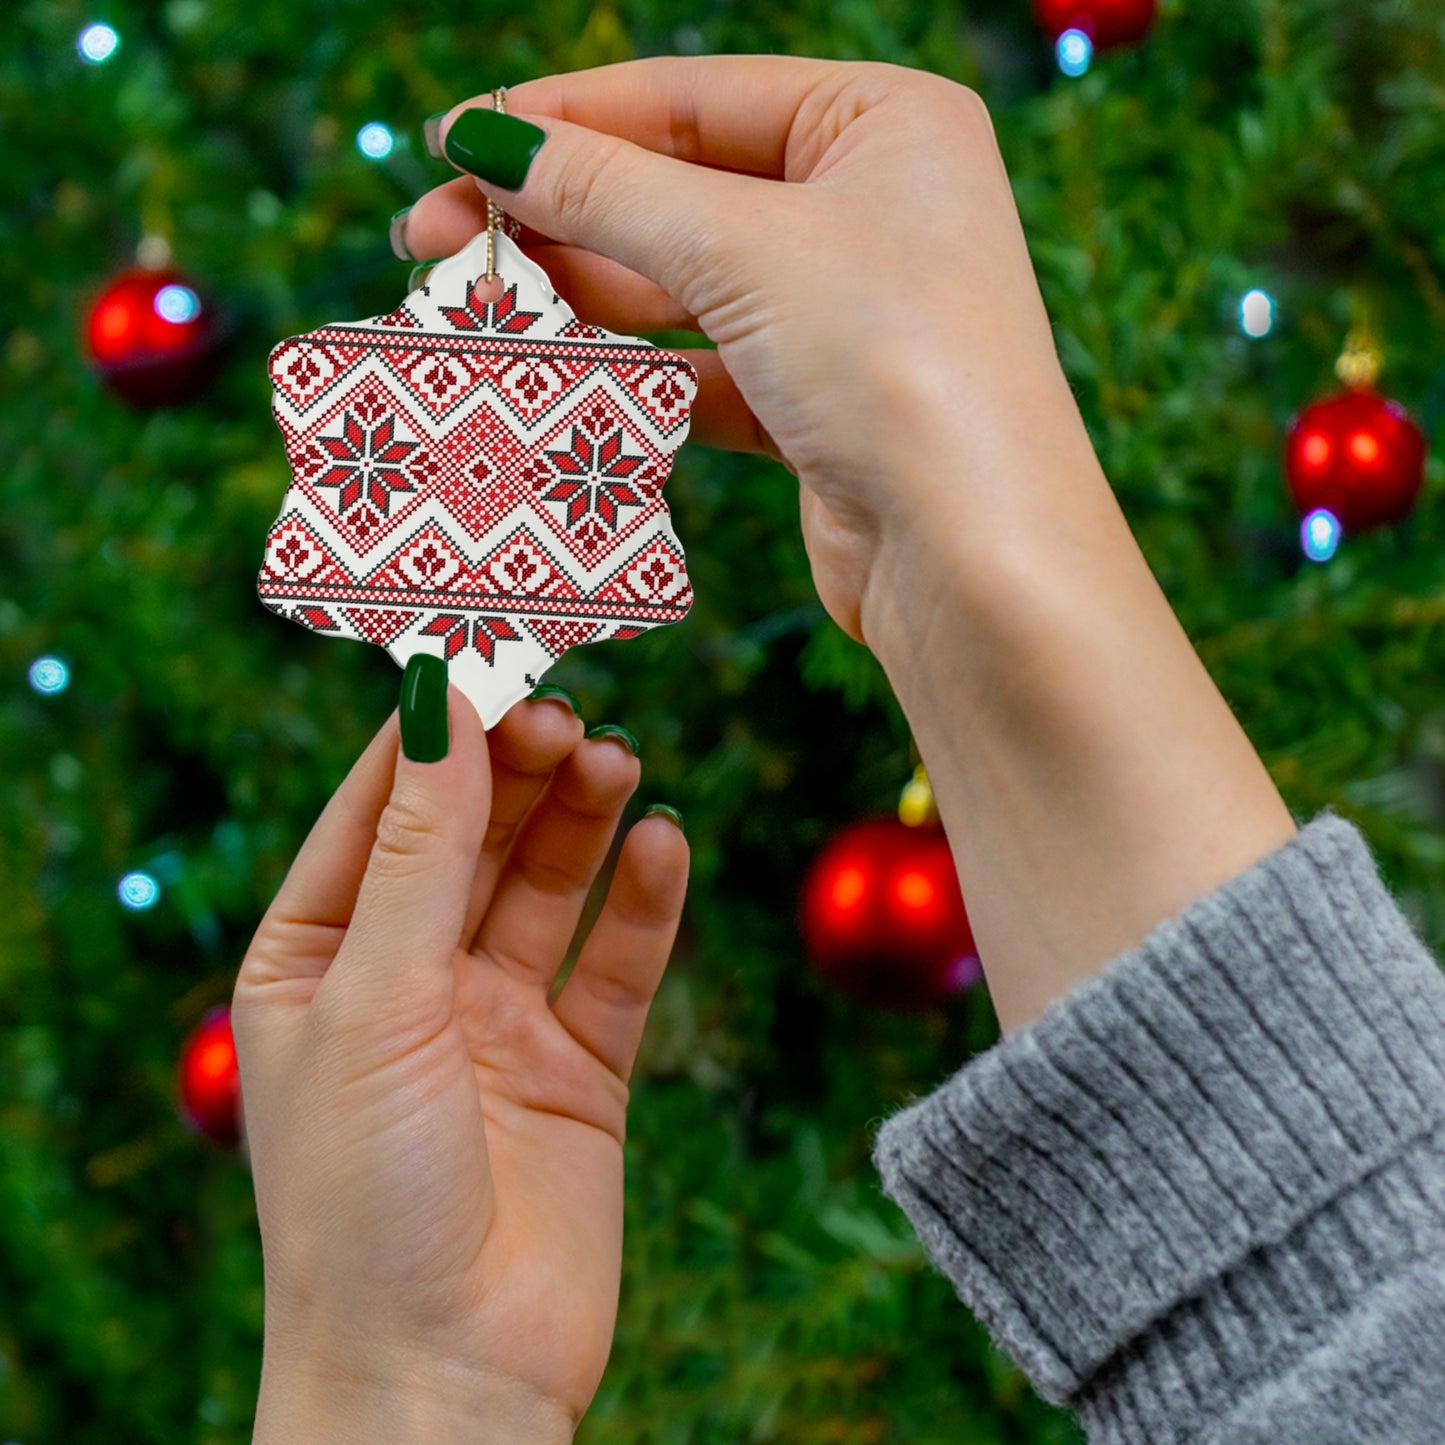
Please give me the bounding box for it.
[585,723,639,756]
[443,107,547,191]
[644,803,684,834]
[423,112,447,160]
[528,683,581,716]
[407,259,443,291]
[388,207,413,261]
[400,654,449,762]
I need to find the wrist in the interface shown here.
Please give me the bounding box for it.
[253,1344,575,1445]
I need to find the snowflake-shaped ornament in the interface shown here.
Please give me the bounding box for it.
[259,230,697,726]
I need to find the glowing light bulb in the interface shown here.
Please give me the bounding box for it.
[78,22,120,64]
[895,871,935,910]
[1347,430,1380,466]
[1240,289,1274,338]
[1057,29,1093,76]
[830,866,867,911]
[118,871,161,910]
[154,284,201,324]
[1301,508,1341,563]
[356,122,395,159]
[28,657,70,694]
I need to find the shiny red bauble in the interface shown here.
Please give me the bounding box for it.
[1284,388,1427,533]
[799,818,981,1011]
[178,1006,242,1147]
[85,267,220,406]
[1034,0,1157,48]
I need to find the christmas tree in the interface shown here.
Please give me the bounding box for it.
[3,0,1443,1440]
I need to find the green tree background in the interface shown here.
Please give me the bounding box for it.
[4,0,1445,1440]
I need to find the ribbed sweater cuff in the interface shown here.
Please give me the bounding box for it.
[870,811,1445,1416]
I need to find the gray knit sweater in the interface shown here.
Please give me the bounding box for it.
[870,810,1445,1442]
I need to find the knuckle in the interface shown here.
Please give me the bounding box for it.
[551,132,627,236]
[370,789,453,875]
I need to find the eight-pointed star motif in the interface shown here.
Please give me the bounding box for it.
[313,409,420,516]
[541,426,648,530]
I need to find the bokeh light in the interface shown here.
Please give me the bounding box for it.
[1240,288,1274,338]
[78,22,120,64]
[153,284,201,324]
[356,122,395,159]
[1301,508,1341,563]
[28,657,70,695]
[118,871,161,910]
[1057,29,1093,76]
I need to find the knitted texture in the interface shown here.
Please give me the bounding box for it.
[870,810,1445,1442]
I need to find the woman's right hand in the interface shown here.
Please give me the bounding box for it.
[400,57,1100,647]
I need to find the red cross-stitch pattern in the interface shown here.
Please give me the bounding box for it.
[259,232,697,727]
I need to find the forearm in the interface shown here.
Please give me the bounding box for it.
[860,364,1297,1034]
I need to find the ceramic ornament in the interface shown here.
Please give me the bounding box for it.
[258,230,698,726]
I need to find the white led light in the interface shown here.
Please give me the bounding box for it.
[78,22,120,64]
[1057,29,1093,77]
[118,871,161,910]
[154,284,201,324]
[1240,288,1275,338]
[357,122,395,160]
[1301,508,1341,563]
[28,657,70,694]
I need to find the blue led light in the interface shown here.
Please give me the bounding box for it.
[118,871,161,910]
[78,22,120,64]
[153,284,201,324]
[357,122,395,160]
[1240,288,1275,338]
[1057,28,1093,77]
[1301,508,1341,563]
[28,657,70,695]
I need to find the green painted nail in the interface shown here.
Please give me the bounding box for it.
[644,803,684,834]
[400,654,449,762]
[528,683,581,716]
[443,107,546,191]
[585,723,639,756]
[423,112,446,160]
[388,207,412,261]
[407,259,443,292]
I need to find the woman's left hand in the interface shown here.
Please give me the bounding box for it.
[233,686,688,1443]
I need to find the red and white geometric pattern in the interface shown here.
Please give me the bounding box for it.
[259,231,697,726]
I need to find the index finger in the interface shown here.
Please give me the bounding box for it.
[455,54,849,180]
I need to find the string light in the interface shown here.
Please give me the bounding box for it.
[78,22,120,64]
[1057,29,1093,76]
[356,122,395,160]
[118,871,161,910]
[153,284,201,324]
[28,657,70,695]
[1239,289,1274,338]
[1301,508,1341,563]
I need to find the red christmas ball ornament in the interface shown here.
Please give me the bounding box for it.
[1285,388,1427,533]
[800,817,981,1011]
[178,1005,242,1147]
[85,266,221,407]
[1034,0,1157,49]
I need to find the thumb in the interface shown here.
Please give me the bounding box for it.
[439,104,762,317]
[327,655,490,1019]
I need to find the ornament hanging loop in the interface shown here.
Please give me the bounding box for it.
[483,87,523,284]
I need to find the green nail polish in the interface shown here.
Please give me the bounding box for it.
[400,654,449,762]
[585,723,639,756]
[644,803,684,834]
[388,207,413,262]
[407,259,443,292]
[528,683,581,716]
[443,107,546,191]
[422,112,446,160]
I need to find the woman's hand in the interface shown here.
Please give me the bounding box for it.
[400,57,1097,645]
[233,688,687,1442]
